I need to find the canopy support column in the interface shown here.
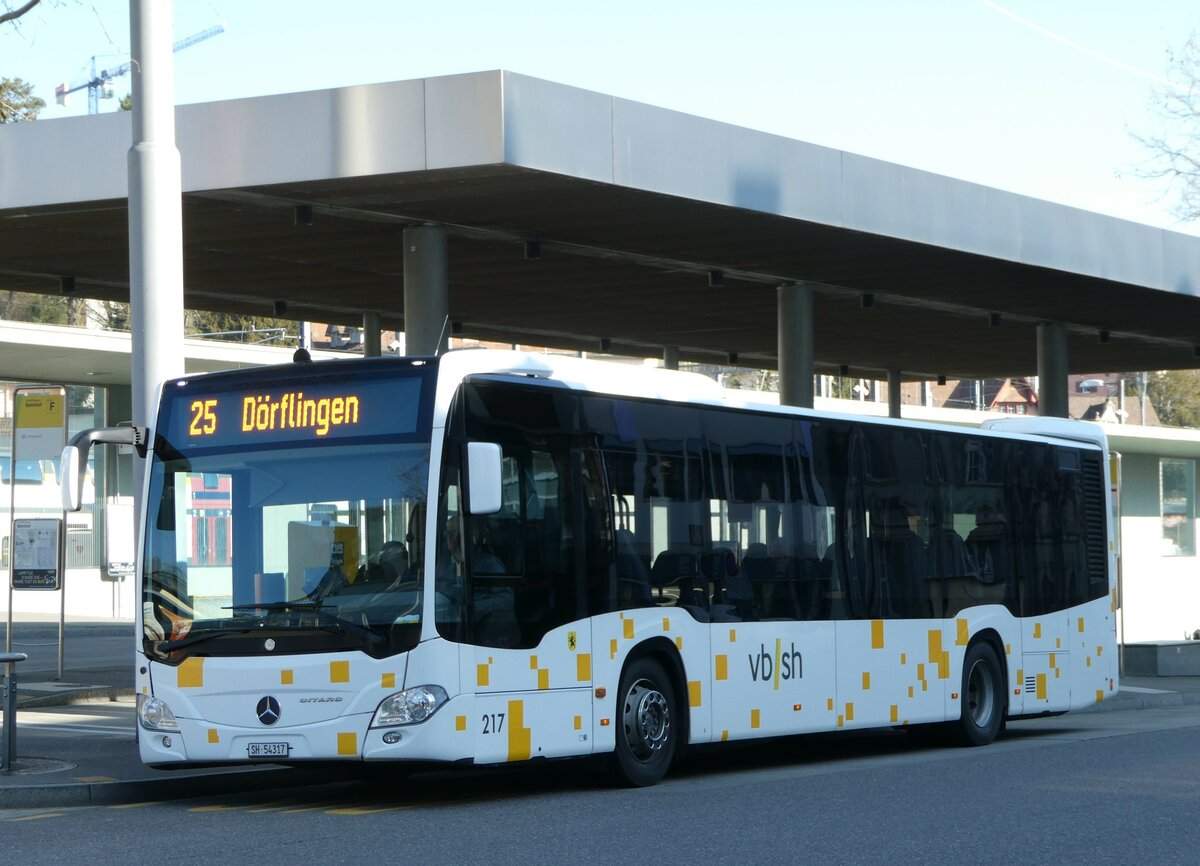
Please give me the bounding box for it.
[403,225,449,356]
[363,312,381,357]
[1037,322,1069,418]
[778,282,814,408]
[887,369,902,418]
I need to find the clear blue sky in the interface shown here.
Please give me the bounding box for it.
[4,0,1199,234]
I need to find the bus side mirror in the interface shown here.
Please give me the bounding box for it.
[60,426,147,512]
[466,442,503,515]
[61,444,85,511]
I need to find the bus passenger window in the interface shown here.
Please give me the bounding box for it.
[434,464,466,641]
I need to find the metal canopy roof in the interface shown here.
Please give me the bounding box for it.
[3,70,1200,383]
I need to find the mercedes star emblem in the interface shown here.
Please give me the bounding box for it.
[256,695,282,726]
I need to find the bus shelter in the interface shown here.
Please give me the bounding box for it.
[3,71,1200,416]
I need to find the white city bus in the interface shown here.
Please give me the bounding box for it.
[63,350,1118,785]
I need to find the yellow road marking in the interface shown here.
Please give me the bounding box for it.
[165,794,502,818]
[278,803,341,813]
[243,799,299,813]
[109,801,162,810]
[324,806,408,815]
[6,812,65,822]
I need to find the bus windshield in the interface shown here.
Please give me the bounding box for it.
[143,440,429,659]
[141,364,434,660]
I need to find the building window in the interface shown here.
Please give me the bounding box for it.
[1161,458,1195,556]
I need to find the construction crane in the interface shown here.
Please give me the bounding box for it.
[55,24,225,115]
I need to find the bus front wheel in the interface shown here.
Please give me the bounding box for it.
[610,658,677,786]
[956,642,1004,746]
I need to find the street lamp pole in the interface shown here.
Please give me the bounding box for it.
[127,0,185,525]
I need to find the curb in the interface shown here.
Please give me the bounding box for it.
[1077,689,1200,713]
[16,686,134,710]
[0,765,321,809]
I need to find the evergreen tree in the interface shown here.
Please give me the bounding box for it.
[0,76,44,123]
[1147,369,1200,428]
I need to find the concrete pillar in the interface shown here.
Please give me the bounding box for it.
[403,225,449,356]
[662,346,679,370]
[128,0,185,512]
[361,310,383,550]
[887,369,902,418]
[1037,322,1069,418]
[362,312,381,357]
[777,283,814,408]
[105,385,135,498]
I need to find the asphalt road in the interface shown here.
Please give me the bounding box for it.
[1,621,133,681]
[3,704,1199,865]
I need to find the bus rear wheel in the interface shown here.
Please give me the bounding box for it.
[956,642,1004,746]
[610,658,677,787]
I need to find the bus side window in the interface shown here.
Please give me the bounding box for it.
[434,454,466,642]
[459,380,586,649]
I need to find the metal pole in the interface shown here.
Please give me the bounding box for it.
[57,517,65,681]
[1,652,27,773]
[662,346,679,371]
[128,0,186,522]
[5,436,12,661]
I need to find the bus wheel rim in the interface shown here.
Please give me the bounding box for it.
[967,658,995,727]
[623,678,670,761]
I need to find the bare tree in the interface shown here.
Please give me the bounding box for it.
[1134,32,1200,221]
[0,0,41,26]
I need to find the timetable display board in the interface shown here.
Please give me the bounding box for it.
[11,518,62,591]
[9,386,66,595]
[164,375,424,449]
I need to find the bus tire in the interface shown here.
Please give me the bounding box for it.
[610,657,677,787]
[955,641,1004,747]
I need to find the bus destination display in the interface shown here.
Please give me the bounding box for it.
[167,376,422,448]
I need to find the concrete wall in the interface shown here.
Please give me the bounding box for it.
[1119,452,1200,643]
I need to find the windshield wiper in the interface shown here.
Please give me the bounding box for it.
[224,601,386,647]
[225,601,323,612]
[158,626,263,652]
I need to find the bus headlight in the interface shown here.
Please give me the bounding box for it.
[371,684,448,727]
[137,693,180,731]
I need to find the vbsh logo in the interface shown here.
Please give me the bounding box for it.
[747,639,803,688]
